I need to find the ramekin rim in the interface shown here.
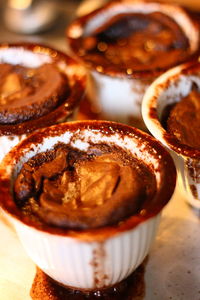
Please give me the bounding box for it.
[142,59,200,158]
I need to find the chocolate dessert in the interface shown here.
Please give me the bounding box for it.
[0,43,85,138]
[72,12,190,74]
[0,63,69,124]
[14,143,156,229]
[165,89,200,149]
[0,120,176,291]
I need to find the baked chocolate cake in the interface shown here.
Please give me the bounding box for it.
[0,43,85,138]
[70,11,191,74]
[14,143,156,229]
[0,63,69,124]
[166,89,200,149]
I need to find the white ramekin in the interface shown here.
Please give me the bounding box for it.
[142,61,200,209]
[0,42,86,161]
[0,120,176,290]
[67,0,199,130]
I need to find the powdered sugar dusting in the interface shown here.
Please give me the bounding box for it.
[0,48,52,68]
[61,129,161,185]
[84,2,198,52]
[4,125,165,191]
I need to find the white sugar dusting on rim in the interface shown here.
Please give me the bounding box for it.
[3,127,163,189]
[0,48,52,68]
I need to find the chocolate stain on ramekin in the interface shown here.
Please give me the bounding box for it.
[186,158,200,184]
[90,242,108,289]
[189,184,198,199]
[185,158,200,200]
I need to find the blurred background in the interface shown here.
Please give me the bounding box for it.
[0,0,199,52]
[0,0,82,51]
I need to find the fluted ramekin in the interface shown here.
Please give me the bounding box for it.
[0,42,86,161]
[67,0,199,130]
[0,120,176,290]
[142,60,200,209]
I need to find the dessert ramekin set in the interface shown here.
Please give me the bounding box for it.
[0,0,199,294]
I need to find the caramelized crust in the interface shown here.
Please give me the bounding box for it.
[14,143,156,229]
[0,63,69,124]
[74,12,190,74]
[167,89,200,149]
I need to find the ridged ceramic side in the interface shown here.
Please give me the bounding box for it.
[87,71,150,130]
[10,213,160,289]
[0,135,25,162]
[0,121,176,290]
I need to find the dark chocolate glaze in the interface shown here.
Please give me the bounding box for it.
[0,43,86,135]
[14,143,156,229]
[67,1,199,79]
[0,121,176,241]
